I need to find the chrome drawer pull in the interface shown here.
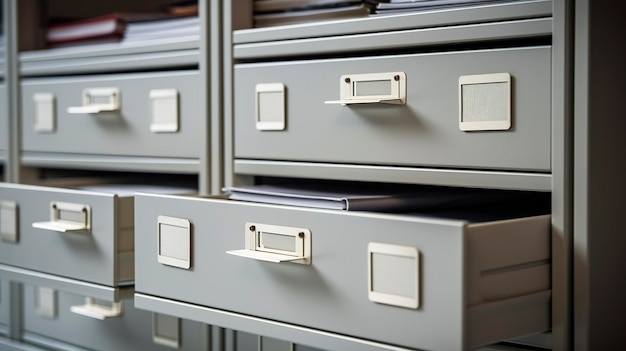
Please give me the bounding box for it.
[67,87,120,114]
[226,223,311,265]
[32,202,91,233]
[70,297,123,320]
[324,71,406,105]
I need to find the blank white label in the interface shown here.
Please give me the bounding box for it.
[157,216,191,269]
[462,82,509,122]
[371,253,417,298]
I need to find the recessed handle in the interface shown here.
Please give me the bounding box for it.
[70,297,123,320]
[67,87,120,114]
[226,223,311,265]
[32,201,91,233]
[324,72,406,105]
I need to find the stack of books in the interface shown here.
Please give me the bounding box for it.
[253,0,369,28]
[44,1,199,48]
[46,13,127,48]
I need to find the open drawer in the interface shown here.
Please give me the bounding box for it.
[134,192,550,351]
[0,182,193,287]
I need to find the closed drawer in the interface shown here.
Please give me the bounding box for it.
[0,182,190,286]
[135,193,551,351]
[21,70,200,158]
[21,283,205,351]
[235,46,551,172]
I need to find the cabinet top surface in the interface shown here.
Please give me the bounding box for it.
[234,0,552,44]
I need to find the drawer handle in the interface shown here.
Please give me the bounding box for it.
[70,298,123,320]
[324,71,406,105]
[226,249,304,263]
[32,202,91,233]
[67,87,120,114]
[226,223,311,265]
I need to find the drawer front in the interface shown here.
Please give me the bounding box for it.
[0,184,121,286]
[135,194,550,351]
[21,70,200,158]
[235,46,551,172]
[22,284,205,351]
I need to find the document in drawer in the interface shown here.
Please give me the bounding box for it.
[222,183,538,212]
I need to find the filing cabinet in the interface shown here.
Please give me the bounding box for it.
[2,0,623,350]
[0,0,219,350]
[129,1,564,350]
[135,192,551,351]
[12,0,206,175]
[228,1,555,192]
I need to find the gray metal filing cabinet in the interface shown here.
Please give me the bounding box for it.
[0,0,623,350]
[0,0,218,349]
[227,1,554,191]
[132,0,566,350]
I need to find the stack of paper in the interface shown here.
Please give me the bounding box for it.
[123,15,200,42]
[74,183,196,197]
[223,183,551,222]
[253,0,370,28]
[44,10,199,48]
